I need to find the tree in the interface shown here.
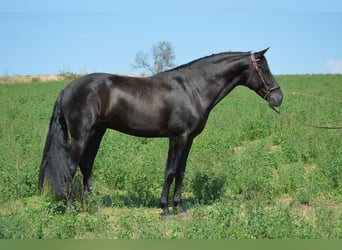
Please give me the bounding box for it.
[133,41,175,75]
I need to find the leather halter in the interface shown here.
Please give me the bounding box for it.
[247,53,280,100]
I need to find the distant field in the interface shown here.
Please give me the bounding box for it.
[0,75,341,239]
[0,74,63,83]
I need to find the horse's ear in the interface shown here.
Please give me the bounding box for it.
[255,47,270,58]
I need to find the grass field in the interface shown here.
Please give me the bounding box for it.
[0,75,341,239]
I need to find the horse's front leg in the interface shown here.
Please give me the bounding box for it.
[173,139,193,214]
[160,135,189,217]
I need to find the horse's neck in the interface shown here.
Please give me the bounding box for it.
[196,60,248,112]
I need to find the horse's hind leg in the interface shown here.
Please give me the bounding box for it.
[79,128,106,192]
[64,134,89,203]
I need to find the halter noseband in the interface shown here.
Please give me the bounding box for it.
[247,53,280,100]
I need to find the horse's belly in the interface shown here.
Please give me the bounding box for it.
[105,107,169,137]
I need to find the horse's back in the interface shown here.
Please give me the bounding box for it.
[63,73,113,93]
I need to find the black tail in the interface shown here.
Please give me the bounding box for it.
[38,90,71,198]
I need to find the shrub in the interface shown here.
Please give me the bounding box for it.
[58,70,82,81]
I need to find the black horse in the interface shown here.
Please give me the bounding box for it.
[38,48,283,216]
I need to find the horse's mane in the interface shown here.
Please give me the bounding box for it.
[165,51,251,72]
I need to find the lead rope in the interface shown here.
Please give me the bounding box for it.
[270,91,342,130]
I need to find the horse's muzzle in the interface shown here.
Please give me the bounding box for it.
[268,89,283,107]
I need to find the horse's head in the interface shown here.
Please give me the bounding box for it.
[245,48,283,109]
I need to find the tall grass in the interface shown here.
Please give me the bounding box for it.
[0,75,341,238]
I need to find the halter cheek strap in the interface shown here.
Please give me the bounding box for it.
[247,53,280,100]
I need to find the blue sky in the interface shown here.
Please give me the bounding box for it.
[1,0,342,75]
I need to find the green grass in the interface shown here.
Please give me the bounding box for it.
[0,75,341,239]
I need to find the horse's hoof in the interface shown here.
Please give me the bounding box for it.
[84,185,93,193]
[161,208,173,219]
[162,214,173,220]
[66,196,74,206]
